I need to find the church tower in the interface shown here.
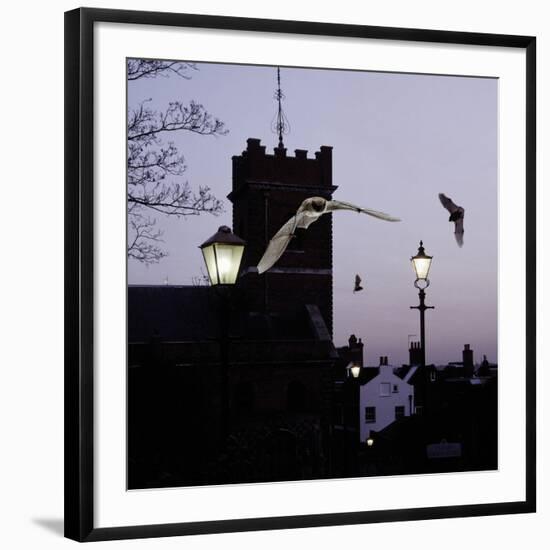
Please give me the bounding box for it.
[228,138,336,336]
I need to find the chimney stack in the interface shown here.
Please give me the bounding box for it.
[347,334,364,366]
[462,344,474,377]
[409,341,422,366]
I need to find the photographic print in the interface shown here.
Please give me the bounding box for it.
[126,59,498,490]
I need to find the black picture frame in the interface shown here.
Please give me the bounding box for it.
[65,7,536,542]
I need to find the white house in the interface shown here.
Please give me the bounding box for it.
[358,356,415,443]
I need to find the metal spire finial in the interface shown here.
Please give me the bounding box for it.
[272,67,290,148]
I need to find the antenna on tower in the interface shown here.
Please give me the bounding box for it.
[271,67,290,148]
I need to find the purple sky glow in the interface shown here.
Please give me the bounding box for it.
[128,61,498,367]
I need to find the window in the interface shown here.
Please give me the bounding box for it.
[365,406,376,423]
[395,406,405,420]
[415,405,423,416]
[379,383,391,396]
[392,384,399,393]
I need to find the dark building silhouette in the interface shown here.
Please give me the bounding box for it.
[128,139,338,489]
[462,344,474,377]
[394,344,497,475]
[476,354,496,377]
[444,343,476,378]
[399,340,437,414]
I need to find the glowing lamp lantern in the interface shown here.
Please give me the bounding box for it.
[411,240,433,283]
[199,226,245,286]
[350,363,361,379]
[366,435,374,447]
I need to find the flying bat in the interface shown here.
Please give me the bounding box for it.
[439,193,465,247]
[354,274,364,293]
[257,197,400,274]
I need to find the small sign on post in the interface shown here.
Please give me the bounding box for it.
[426,440,462,459]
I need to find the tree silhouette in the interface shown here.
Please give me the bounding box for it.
[127,59,227,263]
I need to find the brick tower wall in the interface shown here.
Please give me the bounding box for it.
[229,138,336,336]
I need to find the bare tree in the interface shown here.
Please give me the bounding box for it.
[191,267,211,287]
[127,59,227,263]
[127,59,197,81]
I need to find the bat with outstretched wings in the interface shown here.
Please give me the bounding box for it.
[354,274,364,293]
[257,196,400,274]
[438,193,465,247]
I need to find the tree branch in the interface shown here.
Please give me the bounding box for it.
[127,59,227,263]
[127,59,197,81]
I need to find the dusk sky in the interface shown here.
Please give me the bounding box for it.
[128,61,498,367]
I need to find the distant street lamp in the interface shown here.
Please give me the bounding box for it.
[200,226,246,442]
[349,363,361,379]
[410,241,434,368]
[411,240,433,283]
[366,434,374,447]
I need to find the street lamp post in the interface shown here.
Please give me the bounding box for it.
[410,241,434,368]
[365,430,377,476]
[200,226,246,442]
[344,362,361,475]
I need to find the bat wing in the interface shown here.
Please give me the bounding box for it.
[353,273,364,293]
[257,212,308,274]
[326,200,400,222]
[297,212,320,229]
[454,217,464,247]
[439,193,459,214]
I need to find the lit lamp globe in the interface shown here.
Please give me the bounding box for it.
[350,363,361,379]
[411,240,433,286]
[366,434,374,447]
[199,226,246,286]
